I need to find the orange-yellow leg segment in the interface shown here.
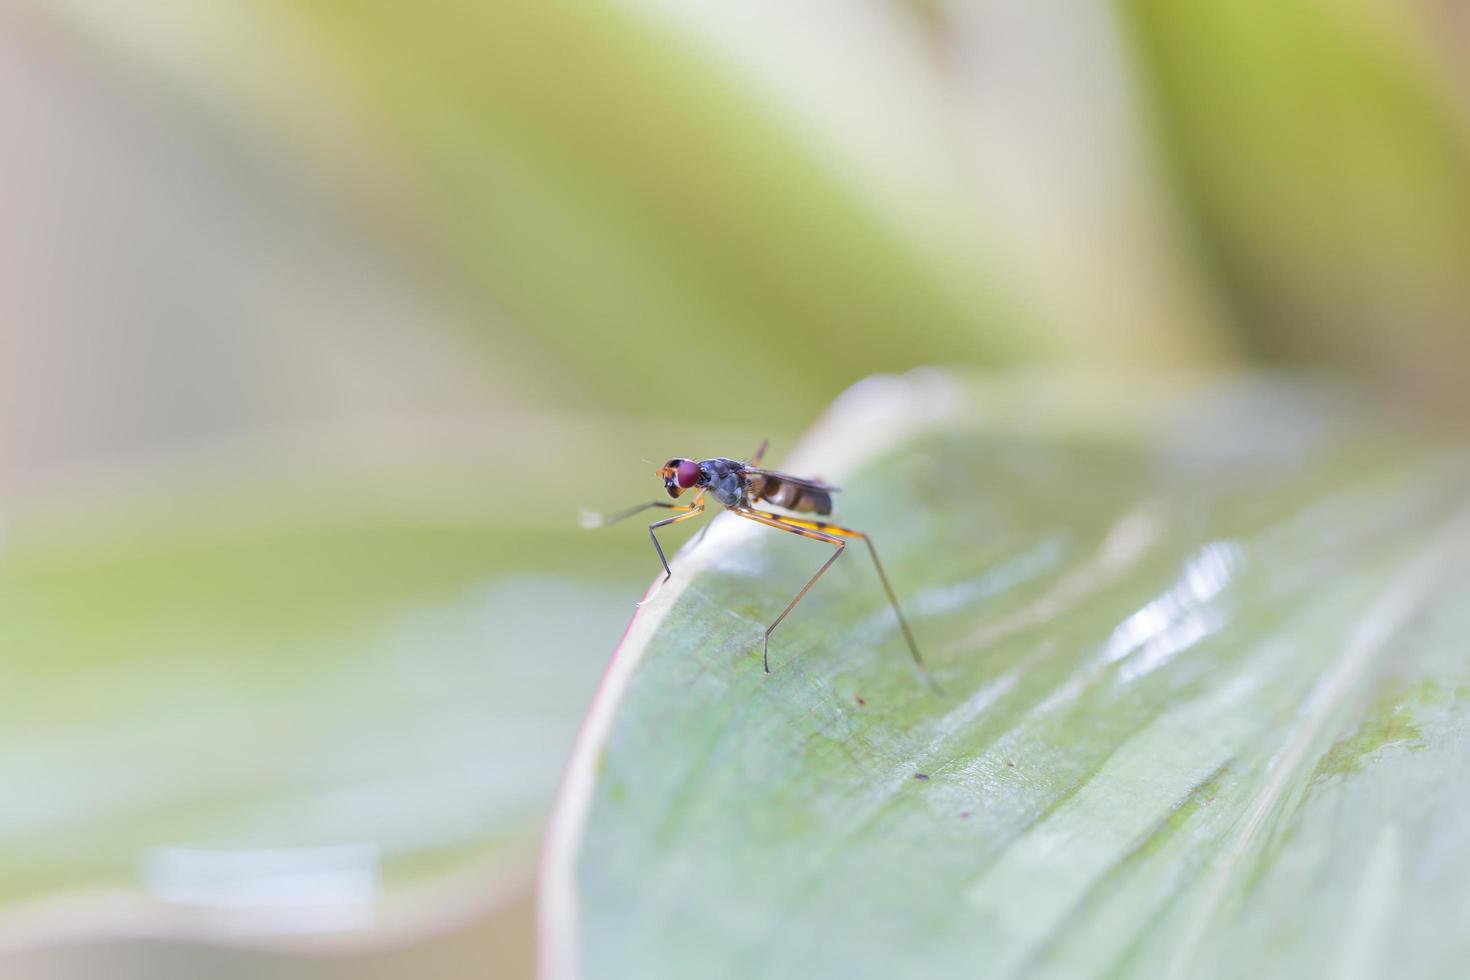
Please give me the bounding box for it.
[734,508,928,677]
[731,508,844,672]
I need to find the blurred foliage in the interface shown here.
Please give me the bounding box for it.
[0,454,616,912]
[276,0,1019,422]
[1121,0,1470,415]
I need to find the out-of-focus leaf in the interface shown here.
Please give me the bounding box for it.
[45,0,1238,412]
[254,0,1045,421]
[0,443,642,956]
[623,1,1238,367]
[1120,0,1470,414]
[544,371,1470,979]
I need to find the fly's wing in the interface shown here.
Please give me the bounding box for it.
[743,467,841,494]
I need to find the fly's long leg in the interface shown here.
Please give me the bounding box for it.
[648,496,706,582]
[750,438,770,467]
[736,508,929,678]
[731,508,844,672]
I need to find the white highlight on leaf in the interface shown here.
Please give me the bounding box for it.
[1031,541,1242,716]
[140,844,378,936]
[1103,540,1244,682]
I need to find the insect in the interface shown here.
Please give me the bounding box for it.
[582,440,926,676]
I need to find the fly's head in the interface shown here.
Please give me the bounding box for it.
[657,458,703,499]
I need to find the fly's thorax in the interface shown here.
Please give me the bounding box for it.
[699,458,746,508]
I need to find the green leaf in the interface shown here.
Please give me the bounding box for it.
[543,371,1470,979]
[1119,0,1470,414]
[234,0,1061,420]
[0,448,634,952]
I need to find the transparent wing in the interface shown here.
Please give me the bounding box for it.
[744,467,841,494]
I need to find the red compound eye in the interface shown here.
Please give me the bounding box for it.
[676,459,700,488]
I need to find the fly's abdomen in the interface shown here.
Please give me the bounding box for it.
[761,479,832,515]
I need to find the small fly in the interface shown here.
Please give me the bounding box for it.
[583,440,927,677]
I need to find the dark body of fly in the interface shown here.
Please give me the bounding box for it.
[686,457,833,515]
[585,440,929,683]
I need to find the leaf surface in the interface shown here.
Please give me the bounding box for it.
[545,372,1470,980]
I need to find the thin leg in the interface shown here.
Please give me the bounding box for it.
[648,498,706,582]
[739,508,929,678]
[731,509,846,672]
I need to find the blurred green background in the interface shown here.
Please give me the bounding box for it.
[1,1,1467,977]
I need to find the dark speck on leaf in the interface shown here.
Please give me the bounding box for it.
[913,772,929,781]
[1006,760,1016,768]
[854,695,867,706]
[960,811,971,819]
